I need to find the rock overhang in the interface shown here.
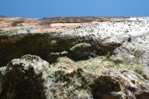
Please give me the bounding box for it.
[0,16,149,66]
[0,16,149,99]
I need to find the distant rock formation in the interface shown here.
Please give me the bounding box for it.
[0,16,149,99]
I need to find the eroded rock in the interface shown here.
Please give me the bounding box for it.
[0,55,149,99]
[0,16,149,99]
[0,54,52,99]
[0,17,149,66]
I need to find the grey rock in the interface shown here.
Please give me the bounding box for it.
[0,54,52,99]
[1,17,149,66]
[0,54,149,99]
[1,16,149,98]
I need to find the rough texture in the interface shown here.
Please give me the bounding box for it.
[1,17,149,66]
[0,55,51,99]
[0,16,149,99]
[0,16,130,66]
[0,55,149,99]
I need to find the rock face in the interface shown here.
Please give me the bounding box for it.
[0,55,149,99]
[0,16,129,66]
[0,55,50,99]
[0,17,149,66]
[0,16,149,99]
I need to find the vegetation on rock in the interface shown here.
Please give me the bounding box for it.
[0,16,149,99]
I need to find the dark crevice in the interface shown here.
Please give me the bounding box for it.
[0,33,120,66]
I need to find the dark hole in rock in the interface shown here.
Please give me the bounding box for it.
[128,37,131,42]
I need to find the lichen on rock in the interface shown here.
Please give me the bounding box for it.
[0,16,149,99]
[0,54,149,99]
[0,54,52,99]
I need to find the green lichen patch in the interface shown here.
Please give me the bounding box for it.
[76,56,145,75]
[52,68,95,98]
[49,55,146,82]
[51,57,78,74]
[45,83,69,99]
[50,68,121,99]
[50,40,57,46]
[70,42,92,51]
[1,54,148,99]
[47,56,148,98]
[70,42,97,59]
[46,51,68,63]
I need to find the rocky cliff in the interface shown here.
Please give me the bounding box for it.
[0,16,149,99]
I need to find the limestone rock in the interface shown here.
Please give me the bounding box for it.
[0,55,149,99]
[0,17,149,66]
[0,16,130,66]
[0,16,149,99]
[0,54,52,99]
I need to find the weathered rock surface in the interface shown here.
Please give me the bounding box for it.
[0,17,149,66]
[0,55,51,99]
[0,16,130,66]
[0,16,149,99]
[0,54,149,99]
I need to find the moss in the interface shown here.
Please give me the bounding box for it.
[50,68,94,98]
[46,51,68,62]
[70,42,91,51]
[49,51,68,56]
[49,54,146,79]
[47,55,146,98]
[132,64,144,74]
[47,84,68,99]
[48,64,58,77]
[50,67,121,99]
[69,42,97,60]
[49,55,145,77]
[50,40,57,46]
[76,56,145,75]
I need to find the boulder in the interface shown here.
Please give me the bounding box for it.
[0,54,52,99]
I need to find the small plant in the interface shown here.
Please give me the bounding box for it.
[70,42,91,51]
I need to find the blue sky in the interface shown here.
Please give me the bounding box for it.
[0,0,149,18]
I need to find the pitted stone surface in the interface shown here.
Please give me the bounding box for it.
[0,55,53,99]
[0,17,149,66]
